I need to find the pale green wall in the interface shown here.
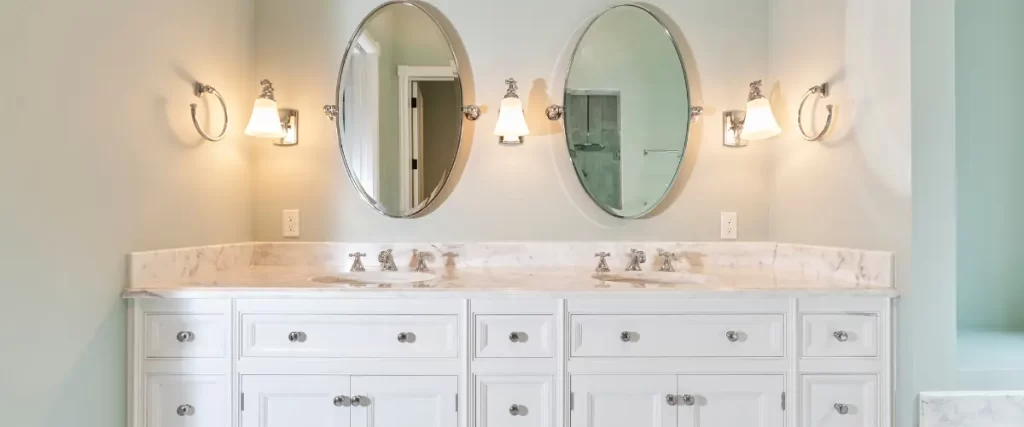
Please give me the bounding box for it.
[955,0,1024,332]
[0,0,255,426]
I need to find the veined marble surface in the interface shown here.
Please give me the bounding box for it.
[125,242,895,298]
[921,392,1024,427]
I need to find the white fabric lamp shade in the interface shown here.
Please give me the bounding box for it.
[740,97,782,141]
[493,97,530,140]
[245,98,286,138]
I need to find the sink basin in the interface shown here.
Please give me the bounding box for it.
[592,271,707,286]
[309,271,437,285]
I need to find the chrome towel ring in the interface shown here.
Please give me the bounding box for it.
[797,83,833,141]
[189,82,229,141]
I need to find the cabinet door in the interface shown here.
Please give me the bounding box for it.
[145,374,228,427]
[677,375,783,427]
[570,375,677,427]
[241,375,351,427]
[350,376,458,427]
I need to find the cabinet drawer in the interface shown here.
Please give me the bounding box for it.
[570,314,784,357]
[476,376,553,427]
[475,315,554,358]
[241,314,459,358]
[145,374,228,427]
[144,314,228,359]
[802,314,878,357]
[802,375,878,427]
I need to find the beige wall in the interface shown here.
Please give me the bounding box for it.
[0,0,254,425]
[252,0,773,241]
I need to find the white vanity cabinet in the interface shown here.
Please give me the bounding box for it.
[127,294,893,427]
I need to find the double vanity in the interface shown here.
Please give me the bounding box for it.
[125,242,896,427]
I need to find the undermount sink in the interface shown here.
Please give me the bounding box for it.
[309,271,437,285]
[592,271,707,286]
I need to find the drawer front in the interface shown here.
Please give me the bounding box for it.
[242,314,459,358]
[476,376,553,427]
[475,315,554,358]
[802,314,878,357]
[571,314,784,357]
[145,374,228,427]
[802,375,878,427]
[144,314,229,359]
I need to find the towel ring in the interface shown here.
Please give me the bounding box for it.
[797,83,833,141]
[189,82,229,141]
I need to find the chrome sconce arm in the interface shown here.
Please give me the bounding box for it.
[797,82,834,141]
[190,82,229,142]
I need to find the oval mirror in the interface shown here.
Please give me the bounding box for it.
[336,2,464,217]
[562,5,690,218]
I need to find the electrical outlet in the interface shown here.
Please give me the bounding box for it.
[720,212,737,240]
[282,210,300,237]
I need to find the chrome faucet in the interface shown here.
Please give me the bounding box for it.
[626,249,646,272]
[595,252,611,273]
[412,249,431,273]
[348,252,366,272]
[378,249,398,271]
[657,250,676,272]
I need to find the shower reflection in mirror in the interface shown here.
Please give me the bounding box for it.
[548,4,691,218]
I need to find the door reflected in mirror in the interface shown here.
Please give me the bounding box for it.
[338,2,464,218]
[563,4,690,218]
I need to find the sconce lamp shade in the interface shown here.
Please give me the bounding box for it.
[494,96,530,142]
[739,97,781,141]
[245,98,286,138]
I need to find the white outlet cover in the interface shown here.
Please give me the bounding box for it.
[720,212,737,240]
[282,209,300,237]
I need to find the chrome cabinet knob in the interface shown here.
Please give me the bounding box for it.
[680,394,696,406]
[726,331,740,342]
[176,404,194,416]
[834,403,850,414]
[176,331,194,343]
[333,396,350,407]
[834,331,849,342]
[620,331,633,342]
[351,395,367,406]
[288,331,306,343]
[665,394,678,406]
[509,404,522,415]
[397,332,410,343]
[509,332,521,343]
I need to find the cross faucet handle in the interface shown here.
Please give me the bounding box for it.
[657,250,677,272]
[594,252,612,273]
[348,252,367,272]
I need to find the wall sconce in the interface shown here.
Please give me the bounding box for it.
[494,78,530,145]
[245,79,299,146]
[722,80,782,147]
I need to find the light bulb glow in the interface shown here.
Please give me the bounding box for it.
[493,97,530,142]
[245,98,286,138]
[740,97,781,141]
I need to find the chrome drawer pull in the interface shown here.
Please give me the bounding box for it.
[834,331,849,342]
[176,331,194,343]
[509,332,521,343]
[397,332,412,343]
[287,331,306,343]
[352,395,367,406]
[680,394,695,406]
[665,394,678,406]
[509,404,523,415]
[726,331,740,342]
[176,404,194,416]
[834,403,850,414]
[620,331,633,342]
[333,396,350,407]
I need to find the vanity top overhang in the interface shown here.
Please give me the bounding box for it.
[123,241,897,299]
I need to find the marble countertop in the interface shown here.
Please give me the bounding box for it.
[122,265,898,299]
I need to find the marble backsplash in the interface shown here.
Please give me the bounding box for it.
[921,392,1024,427]
[128,241,893,288]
